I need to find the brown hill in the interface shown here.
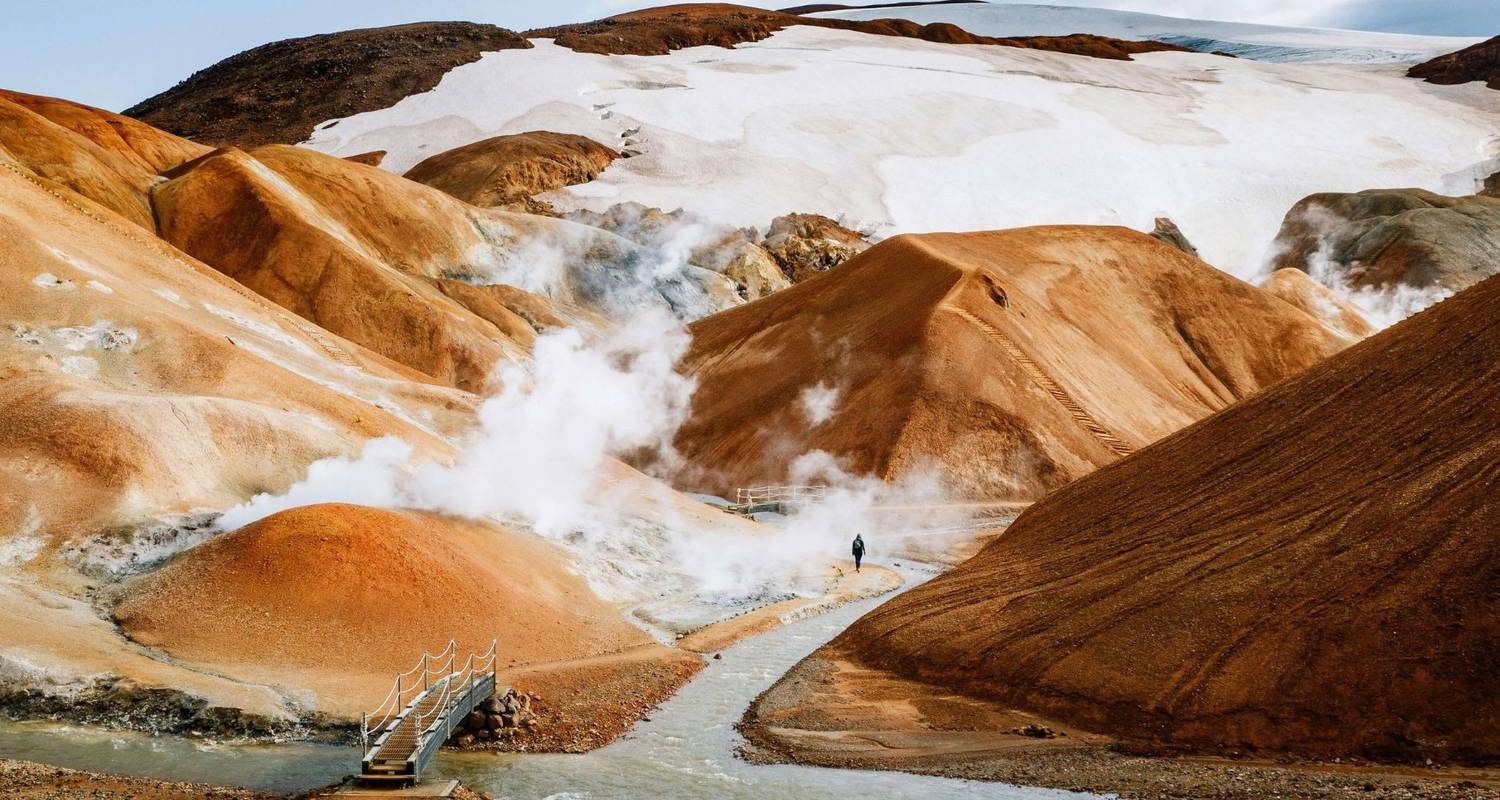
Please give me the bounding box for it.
[1409,36,1500,89]
[0,149,470,563]
[125,22,532,148]
[1260,268,1376,340]
[528,3,1188,60]
[113,504,666,717]
[0,133,490,720]
[667,227,1349,500]
[0,90,207,229]
[151,144,713,391]
[781,1,982,14]
[404,131,620,209]
[830,276,1500,763]
[1271,188,1500,295]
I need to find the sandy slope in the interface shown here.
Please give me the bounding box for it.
[0,133,490,721]
[1260,268,1377,340]
[303,25,1500,278]
[0,90,207,230]
[0,151,469,569]
[667,226,1350,500]
[826,274,1500,763]
[113,504,664,719]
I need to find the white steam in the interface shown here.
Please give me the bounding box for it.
[798,382,840,426]
[1280,205,1453,329]
[217,218,969,616]
[218,307,694,539]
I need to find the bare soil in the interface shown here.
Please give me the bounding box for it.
[125,22,531,147]
[741,651,1500,800]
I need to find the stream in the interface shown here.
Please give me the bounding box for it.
[0,563,1099,799]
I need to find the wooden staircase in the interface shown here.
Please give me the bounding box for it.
[945,306,1135,458]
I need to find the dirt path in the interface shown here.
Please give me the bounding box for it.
[678,562,900,653]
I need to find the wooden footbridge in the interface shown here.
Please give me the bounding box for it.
[359,640,497,787]
[729,484,830,515]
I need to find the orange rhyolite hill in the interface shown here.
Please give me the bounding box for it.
[668,227,1352,500]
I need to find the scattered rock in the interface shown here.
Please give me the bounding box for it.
[1011,724,1061,739]
[761,213,871,282]
[1149,217,1199,258]
[445,688,541,749]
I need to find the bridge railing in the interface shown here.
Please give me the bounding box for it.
[735,485,830,507]
[360,639,458,753]
[410,639,497,780]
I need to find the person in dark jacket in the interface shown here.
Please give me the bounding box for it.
[852,534,865,573]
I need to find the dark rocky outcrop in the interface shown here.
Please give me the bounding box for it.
[528,3,1189,61]
[126,22,531,148]
[1148,216,1199,258]
[1271,188,1500,294]
[1409,36,1500,90]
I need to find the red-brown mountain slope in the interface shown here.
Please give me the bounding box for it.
[667,227,1350,500]
[830,276,1499,763]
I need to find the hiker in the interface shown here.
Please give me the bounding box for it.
[852,533,865,573]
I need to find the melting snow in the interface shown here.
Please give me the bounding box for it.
[153,288,191,308]
[202,302,316,357]
[32,273,74,291]
[304,27,1500,279]
[813,4,1482,64]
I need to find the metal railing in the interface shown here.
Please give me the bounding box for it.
[734,485,830,507]
[411,641,496,780]
[360,639,498,782]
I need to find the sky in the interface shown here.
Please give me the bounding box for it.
[1,0,1495,112]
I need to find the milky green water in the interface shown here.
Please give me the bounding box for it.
[0,564,1100,799]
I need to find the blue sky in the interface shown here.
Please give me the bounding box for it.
[2,1,1494,112]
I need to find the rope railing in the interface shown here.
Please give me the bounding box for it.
[735,485,830,506]
[360,639,458,752]
[414,639,497,737]
[359,639,500,759]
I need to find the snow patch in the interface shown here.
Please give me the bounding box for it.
[153,288,191,308]
[32,273,74,291]
[304,29,1500,280]
[202,303,316,357]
